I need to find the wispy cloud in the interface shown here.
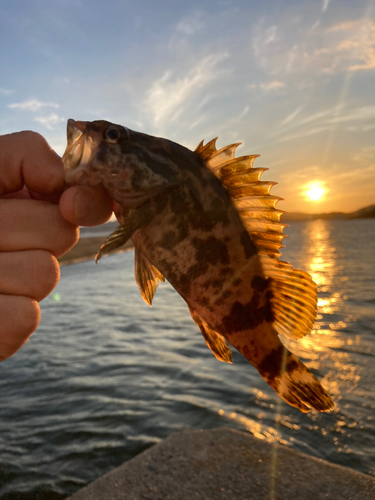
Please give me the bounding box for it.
[175,11,205,36]
[252,16,375,77]
[270,103,375,143]
[351,146,375,162]
[322,0,330,13]
[266,106,341,142]
[34,113,65,130]
[277,125,330,143]
[8,98,59,112]
[328,19,375,71]
[281,106,303,126]
[0,88,15,95]
[260,81,285,91]
[144,52,228,130]
[325,106,375,123]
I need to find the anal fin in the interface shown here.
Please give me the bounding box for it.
[135,248,165,306]
[188,306,232,363]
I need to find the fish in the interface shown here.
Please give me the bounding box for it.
[62,118,334,413]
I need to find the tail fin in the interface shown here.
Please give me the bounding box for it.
[258,345,334,412]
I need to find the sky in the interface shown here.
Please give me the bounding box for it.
[1,0,374,213]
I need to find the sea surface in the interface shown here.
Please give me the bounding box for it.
[0,219,374,499]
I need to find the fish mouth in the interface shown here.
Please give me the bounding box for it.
[62,119,101,186]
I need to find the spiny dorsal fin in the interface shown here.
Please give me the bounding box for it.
[195,138,318,340]
[195,139,286,259]
[188,305,232,363]
[195,140,243,176]
[134,247,165,306]
[194,137,218,160]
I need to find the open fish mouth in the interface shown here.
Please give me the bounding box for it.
[62,119,101,186]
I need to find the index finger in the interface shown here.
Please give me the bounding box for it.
[0,131,64,198]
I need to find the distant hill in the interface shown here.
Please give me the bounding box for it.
[282,204,375,222]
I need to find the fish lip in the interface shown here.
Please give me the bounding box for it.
[62,144,85,185]
[67,118,84,144]
[64,163,88,186]
[63,119,101,186]
[62,120,85,173]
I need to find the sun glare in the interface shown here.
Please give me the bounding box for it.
[305,184,325,202]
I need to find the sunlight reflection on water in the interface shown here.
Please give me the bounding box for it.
[277,219,372,468]
[285,220,360,403]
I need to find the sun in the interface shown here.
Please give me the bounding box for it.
[304,184,326,202]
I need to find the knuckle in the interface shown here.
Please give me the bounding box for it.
[30,250,60,301]
[16,297,40,335]
[53,223,79,258]
[0,296,40,361]
[20,130,47,147]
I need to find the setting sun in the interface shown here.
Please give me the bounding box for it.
[305,184,326,202]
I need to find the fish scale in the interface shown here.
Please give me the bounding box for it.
[63,119,334,413]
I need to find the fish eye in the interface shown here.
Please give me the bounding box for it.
[104,127,121,143]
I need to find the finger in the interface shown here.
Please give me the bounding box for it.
[59,185,113,227]
[0,295,40,362]
[0,250,60,302]
[0,199,79,257]
[0,131,64,198]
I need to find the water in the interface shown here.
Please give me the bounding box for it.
[0,219,374,499]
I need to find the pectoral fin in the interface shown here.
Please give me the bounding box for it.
[135,248,165,306]
[96,209,141,262]
[188,306,232,363]
[96,204,152,262]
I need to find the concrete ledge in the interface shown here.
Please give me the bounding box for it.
[68,428,375,500]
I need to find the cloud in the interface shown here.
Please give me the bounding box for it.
[144,52,228,129]
[270,103,375,143]
[34,113,65,130]
[175,11,205,36]
[8,98,59,112]
[280,106,303,126]
[322,0,330,13]
[253,25,278,58]
[351,146,375,162]
[259,81,285,91]
[328,19,375,71]
[277,125,330,142]
[0,88,14,95]
[326,106,375,124]
[252,17,375,77]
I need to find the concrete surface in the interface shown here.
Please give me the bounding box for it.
[67,428,375,500]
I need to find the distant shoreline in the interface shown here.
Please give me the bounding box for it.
[58,235,134,266]
[282,204,375,222]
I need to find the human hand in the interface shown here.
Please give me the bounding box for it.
[0,131,113,361]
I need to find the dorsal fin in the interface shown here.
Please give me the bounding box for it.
[194,137,218,160]
[195,139,286,259]
[195,138,318,339]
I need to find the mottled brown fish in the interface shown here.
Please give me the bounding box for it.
[62,119,334,413]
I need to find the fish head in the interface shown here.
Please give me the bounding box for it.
[62,119,181,207]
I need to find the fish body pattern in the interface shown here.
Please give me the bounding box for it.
[63,119,334,413]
